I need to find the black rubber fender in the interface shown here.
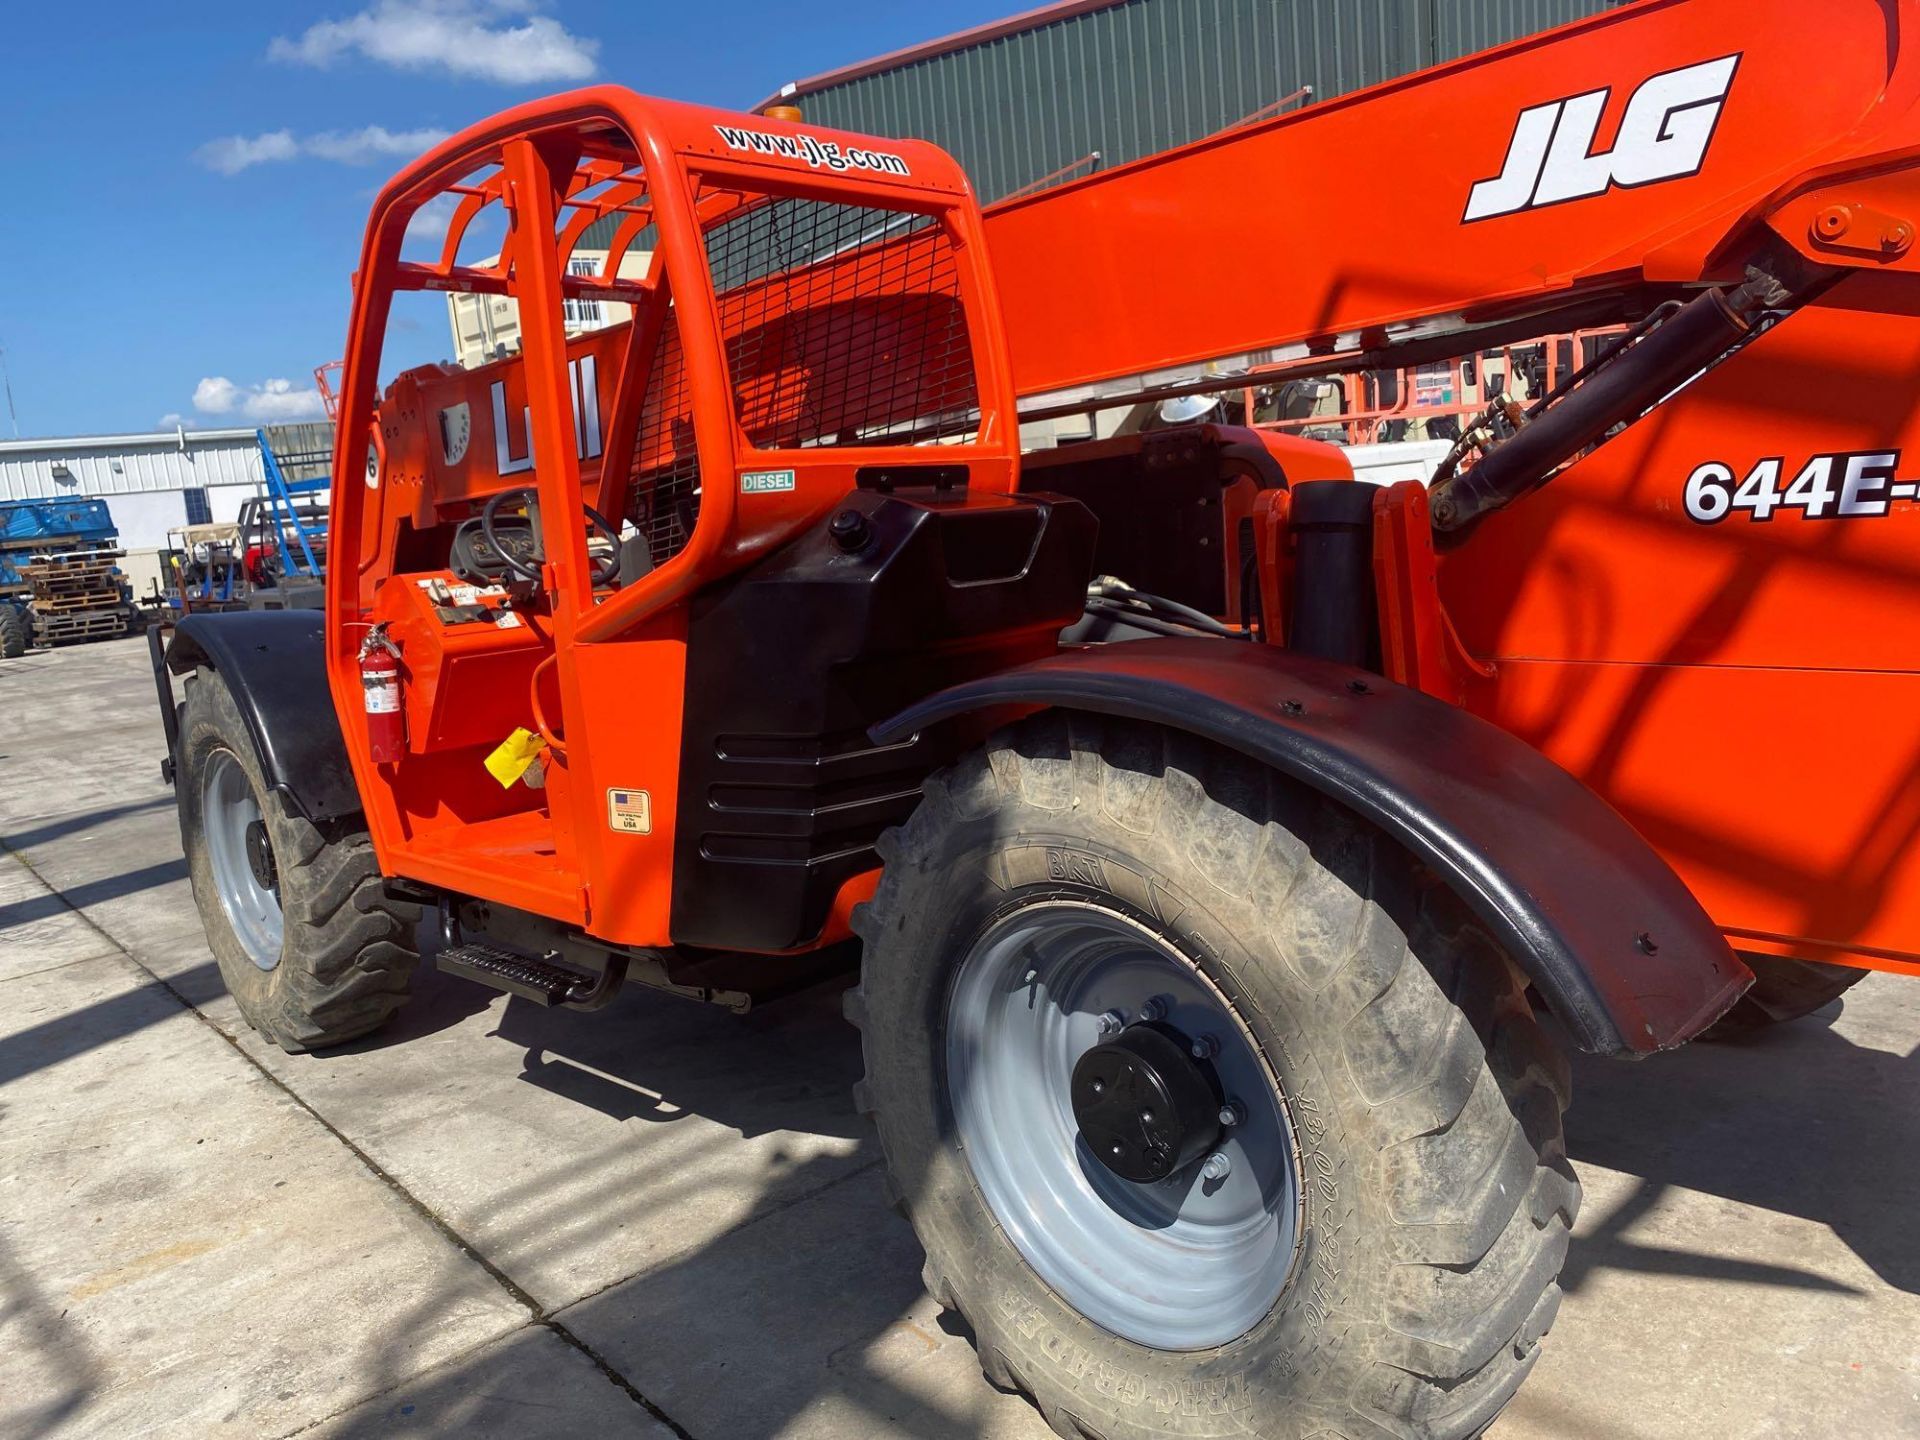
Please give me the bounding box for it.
[164,610,362,823]
[871,637,1752,1056]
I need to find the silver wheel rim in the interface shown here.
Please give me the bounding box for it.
[946,902,1301,1350]
[201,748,283,971]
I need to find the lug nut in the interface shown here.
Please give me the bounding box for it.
[1218,1102,1243,1128]
[1200,1152,1232,1181]
[1190,1034,1218,1060]
[1096,1010,1125,1036]
[1138,996,1169,1023]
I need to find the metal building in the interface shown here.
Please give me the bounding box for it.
[0,422,335,596]
[760,0,1613,203]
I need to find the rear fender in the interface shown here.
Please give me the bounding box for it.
[872,638,1751,1055]
[163,610,361,822]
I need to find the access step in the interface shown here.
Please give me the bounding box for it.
[437,941,598,1006]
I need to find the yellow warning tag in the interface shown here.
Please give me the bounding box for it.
[484,728,547,788]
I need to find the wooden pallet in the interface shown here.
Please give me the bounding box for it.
[28,569,120,590]
[22,552,123,580]
[32,588,124,612]
[21,546,124,568]
[32,606,130,645]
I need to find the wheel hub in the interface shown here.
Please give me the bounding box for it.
[244,819,277,892]
[201,749,285,972]
[1071,1022,1224,1182]
[946,902,1302,1350]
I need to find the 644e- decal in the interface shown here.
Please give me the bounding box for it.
[1683,451,1919,524]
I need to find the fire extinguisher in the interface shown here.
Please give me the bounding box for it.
[358,623,406,764]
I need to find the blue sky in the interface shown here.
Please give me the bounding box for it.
[0,1,1009,439]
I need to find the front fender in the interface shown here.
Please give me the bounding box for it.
[164,610,361,822]
[873,638,1750,1055]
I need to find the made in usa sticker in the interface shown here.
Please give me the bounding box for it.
[607,788,652,834]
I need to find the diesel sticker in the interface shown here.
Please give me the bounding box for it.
[740,469,796,494]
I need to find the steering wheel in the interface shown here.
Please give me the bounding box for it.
[480,487,620,587]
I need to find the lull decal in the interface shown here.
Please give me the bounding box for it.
[1683,450,1914,524]
[1465,53,1739,222]
[712,124,911,177]
[490,354,603,476]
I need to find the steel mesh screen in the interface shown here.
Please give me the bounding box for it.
[704,195,980,449]
[624,303,702,568]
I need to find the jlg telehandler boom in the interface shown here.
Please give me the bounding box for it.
[151,1,1920,1435]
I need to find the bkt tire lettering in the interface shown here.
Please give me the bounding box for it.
[1466,53,1739,222]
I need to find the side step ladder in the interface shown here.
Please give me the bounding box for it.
[437,942,624,1009]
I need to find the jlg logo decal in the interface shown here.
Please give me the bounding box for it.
[1465,53,1739,222]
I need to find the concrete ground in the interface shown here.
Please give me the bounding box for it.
[2,635,1917,1440]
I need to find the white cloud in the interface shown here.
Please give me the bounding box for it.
[158,413,186,430]
[195,130,299,176]
[403,192,458,247]
[192,377,328,423]
[402,191,507,260]
[269,1,599,85]
[193,377,241,413]
[306,125,452,164]
[196,124,450,175]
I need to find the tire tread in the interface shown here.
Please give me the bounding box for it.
[852,712,1576,1440]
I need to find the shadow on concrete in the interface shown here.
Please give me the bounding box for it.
[1565,998,1920,1295]
[486,976,866,1142]
[0,860,187,937]
[0,962,222,1089]
[313,1149,1012,1440]
[291,965,954,1436]
[321,956,503,1052]
[0,1213,106,1438]
[1560,1174,1864,1297]
[0,797,176,856]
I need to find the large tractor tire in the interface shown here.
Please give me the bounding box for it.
[1701,953,1868,1039]
[178,667,419,1052]
[0,605,27,659]
[849,714,1577,1440]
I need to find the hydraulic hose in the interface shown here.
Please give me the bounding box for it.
[1429,269,1788,541]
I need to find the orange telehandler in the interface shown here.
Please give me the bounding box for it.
[149,0,1920,1432]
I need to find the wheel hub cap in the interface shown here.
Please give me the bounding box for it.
[201,749,284,972]
[946,902,1302,1350]
[1071,1022,1224,1183]
[244,818,278,892]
